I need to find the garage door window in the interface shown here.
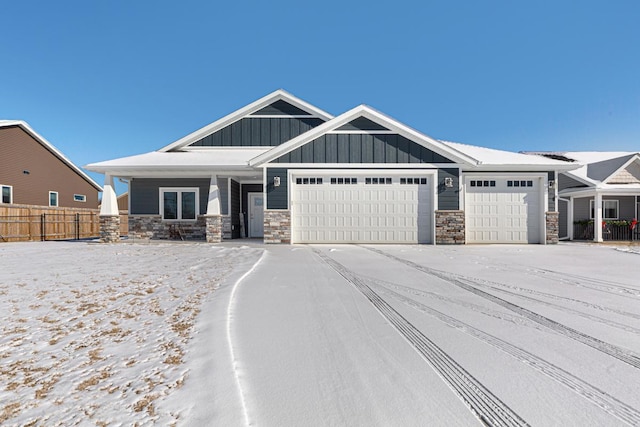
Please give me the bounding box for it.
[590,200,619,220]
[330,178,357,184]
[470,180,496,187]
[365,177,392,184]
[400,178,428,185]
[507,180,533,187]
[296,178,323,185]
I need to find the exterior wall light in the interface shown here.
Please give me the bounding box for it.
[273,176,281,187]
[548,180,556,189]
[444,177,454,188]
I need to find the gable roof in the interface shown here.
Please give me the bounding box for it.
[159,89,334,152]
[249,105,478,167]
[0,120,103,191]
[529,151,640,186]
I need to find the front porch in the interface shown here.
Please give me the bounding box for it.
[572,220,640,242]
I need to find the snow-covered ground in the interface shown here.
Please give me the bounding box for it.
[1,241,639,426]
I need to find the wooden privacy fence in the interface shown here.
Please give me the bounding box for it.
[0,204,101,242]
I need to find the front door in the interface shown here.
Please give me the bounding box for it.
[248,193,264,238]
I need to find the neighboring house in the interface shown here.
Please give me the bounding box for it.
[0,120,102,209]
[86,90,577,244]
[531,152,640,242]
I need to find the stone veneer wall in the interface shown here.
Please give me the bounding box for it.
[545,211,559,244]
[264,210,291,244]
[205,215,222,243]
[99,215,121,243]
[128,215,206,240]
[435,210,465,244]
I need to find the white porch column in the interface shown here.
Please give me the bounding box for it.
[568,197,574,240]
[100,173,119,216]
[594,192,603,242]
[206,175,221,215]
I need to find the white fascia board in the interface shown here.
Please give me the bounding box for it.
[602,154,640,184]
[159,89,334,152]
[250,105,478,167]
[259,162,465,169]
[1,120,103,192]
[465,164,579,172]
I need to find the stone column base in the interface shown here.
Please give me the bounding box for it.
[99,215,121,243]
[264,210,291,244]
[546,211,559,244]
[205,215,223,243]
[435,210,465,244]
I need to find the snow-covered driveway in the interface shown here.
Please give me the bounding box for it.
[2,241,639,426]
[228,244,640,426]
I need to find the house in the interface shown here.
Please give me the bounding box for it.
[0,120,102,209]
[86,90,577,244]
[531,152,640,242]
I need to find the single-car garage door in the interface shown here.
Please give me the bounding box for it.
[291,173,432,243]
[465,177,542,243]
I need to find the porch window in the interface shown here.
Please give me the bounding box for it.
[49,191,58,207]
[160,188,199,220]
[1,185,12,204]
[590,199,619,220]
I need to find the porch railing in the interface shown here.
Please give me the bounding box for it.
[573,221,640,241]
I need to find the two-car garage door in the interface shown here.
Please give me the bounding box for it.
[291,173,432,243]
[465,177,542,243]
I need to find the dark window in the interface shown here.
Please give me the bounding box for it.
[365,178,372,184]
[331,178,336,184]
[507,181,513,187]
[420,178,427,185]
[386,178,392,184]
[296,178,302,185]
[400,178,406,184]
[303,178,309,184]
[317,178,323,184]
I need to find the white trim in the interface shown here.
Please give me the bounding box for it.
[327,130,397,134]
[247,114,324,119]
[0,121,102,192]
[261,162,464,169]
[249,105,478,167]
[49,191,59,207]
[159,187,200,221]
[1,184,13,204]
[159,90,333,152]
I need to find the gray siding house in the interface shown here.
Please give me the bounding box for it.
[86,90,576,244]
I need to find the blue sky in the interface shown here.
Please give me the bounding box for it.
[1,1,638,190]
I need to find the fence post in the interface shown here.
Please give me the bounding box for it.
[76,213,80,240]
[41,213,46,241]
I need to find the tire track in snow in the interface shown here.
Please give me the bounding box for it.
[313,249,529,427]
[365,247,640,371]
[375,276,640,336]
[372,282,640,426]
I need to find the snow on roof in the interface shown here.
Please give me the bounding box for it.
[527,151,640,184]
[85,148,271,174]
[439,141,576,169]
[1,120,103,191]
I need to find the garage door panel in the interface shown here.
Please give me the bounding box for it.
[292,174,432,243]
[466,177,540,244]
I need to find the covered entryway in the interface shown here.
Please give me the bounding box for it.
[290,171,433,244]
[465,176,544,243]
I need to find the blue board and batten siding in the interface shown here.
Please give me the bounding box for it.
[438,169,460,210]
[130,178,227,215]
[273,134,454,164]
[188,117,325,147]
[266,168,288,210]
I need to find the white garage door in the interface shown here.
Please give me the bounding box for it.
[465,177,541,243]
[291,174,432,243]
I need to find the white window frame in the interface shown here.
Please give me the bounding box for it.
[74,194,86,202]
[590,199,619,220]
[159,187,199,221]
[49,191,58,207]
[1,184,12,204]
